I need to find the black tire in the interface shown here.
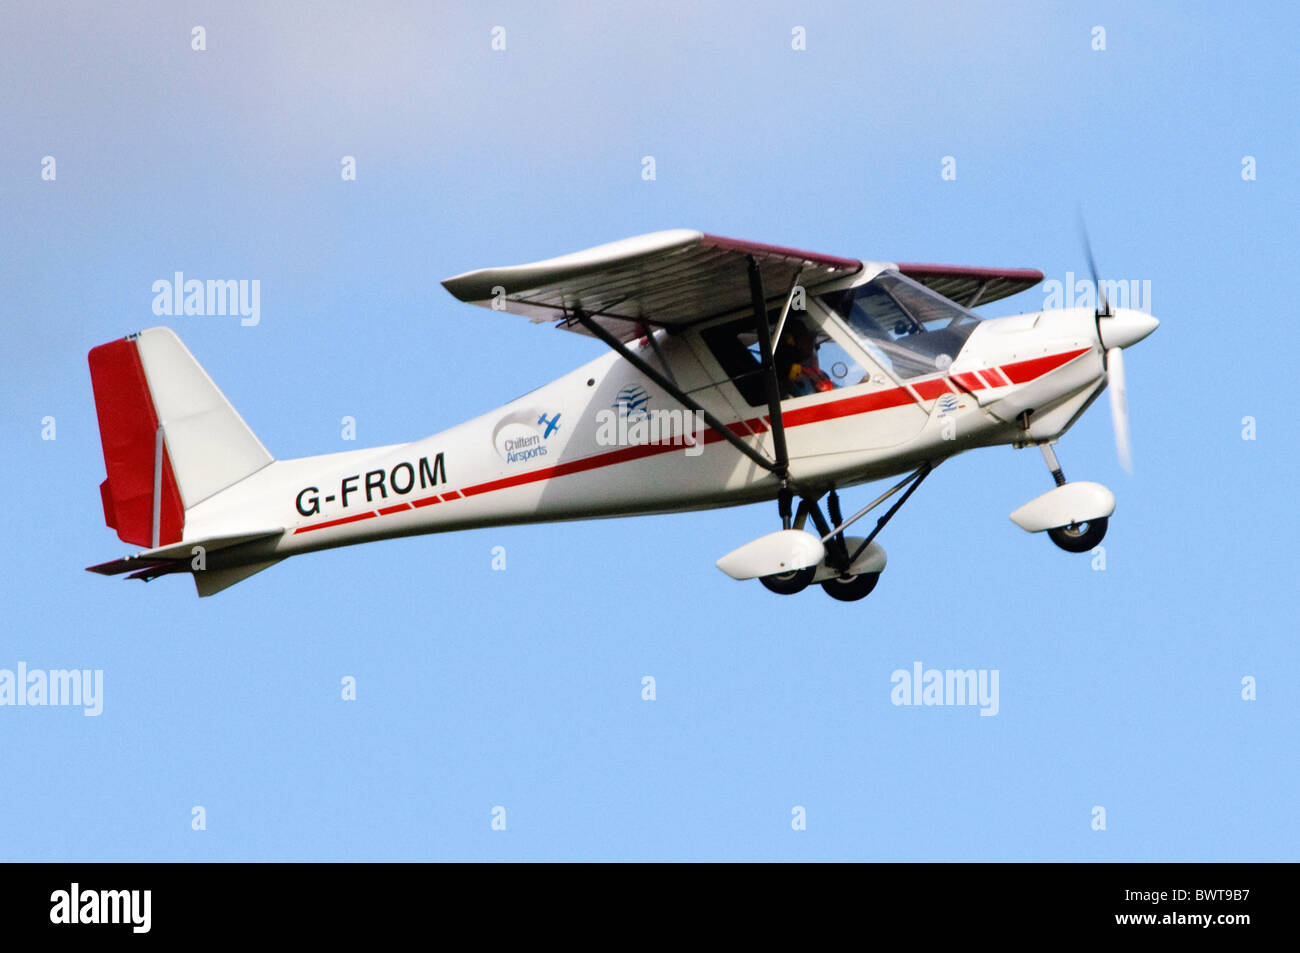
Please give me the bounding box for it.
[820,572,880,602]
[1047,516,1108,553]
[759,566,817,595]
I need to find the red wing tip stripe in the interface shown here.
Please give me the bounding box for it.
[896,263,1045,282]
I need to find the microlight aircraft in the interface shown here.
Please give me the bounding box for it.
[87,229,1156,599]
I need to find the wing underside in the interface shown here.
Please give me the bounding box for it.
[896,263,1044,308]
[442,231,1043,342]
[441,229,864,342]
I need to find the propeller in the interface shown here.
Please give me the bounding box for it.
[1106,346,1132,473]
[1079,219,1132,473]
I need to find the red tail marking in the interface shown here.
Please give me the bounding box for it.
[88,338,184,548]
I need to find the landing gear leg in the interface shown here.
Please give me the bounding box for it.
[816,488,880,599]
[1040,442,1067,487]
[793,466,933,602]
[758,484,815,594]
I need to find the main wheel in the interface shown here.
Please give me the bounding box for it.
[1047,516,1108,553]
[759,566,817,595]
[820,572,880,602]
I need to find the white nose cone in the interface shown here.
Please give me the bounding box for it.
[1098,308,1159,350]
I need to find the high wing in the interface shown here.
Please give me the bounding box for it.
[441,231,1043,341]
[441,229,863,342]
[896,263,1044,309]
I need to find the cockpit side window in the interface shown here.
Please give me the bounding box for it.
[700,318,768,406]
[700,309,866,407]
[819,272,981,380]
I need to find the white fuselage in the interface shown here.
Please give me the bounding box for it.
[184,291,1111,571]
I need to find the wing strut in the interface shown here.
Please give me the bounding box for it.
[572,254,799,496]
[572,311,779,474]
[747,256,794,526]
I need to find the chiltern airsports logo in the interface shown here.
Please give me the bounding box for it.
[493,411,562,465]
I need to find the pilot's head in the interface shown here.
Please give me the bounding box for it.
[782,319,817,358]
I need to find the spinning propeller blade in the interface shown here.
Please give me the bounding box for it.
[1106,346,1132,474]
[1079,218,1111,318]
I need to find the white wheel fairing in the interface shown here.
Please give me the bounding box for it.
[812,539,887,582]
[1009,481,1116,533]
[716,529,826,581]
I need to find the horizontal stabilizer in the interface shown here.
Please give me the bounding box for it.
[193,559,282,597]
[86,529,283,576]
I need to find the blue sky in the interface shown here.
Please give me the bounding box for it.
[1,1,1296,860]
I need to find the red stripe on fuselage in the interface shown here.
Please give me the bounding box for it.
[294,511,377,533]
[950,371,985,393]
[912,378,955,400]
[1000,348,1089,384]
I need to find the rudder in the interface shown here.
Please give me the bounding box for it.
[89,327,272,549]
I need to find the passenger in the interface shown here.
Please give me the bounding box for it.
[779,320,834,396]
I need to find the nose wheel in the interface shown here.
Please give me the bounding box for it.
[1030,442,1113,553]
[1048,517,1108,553]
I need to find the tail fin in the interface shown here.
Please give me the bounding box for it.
[88,327,273,548]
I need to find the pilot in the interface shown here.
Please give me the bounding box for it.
[779,319,834,396]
